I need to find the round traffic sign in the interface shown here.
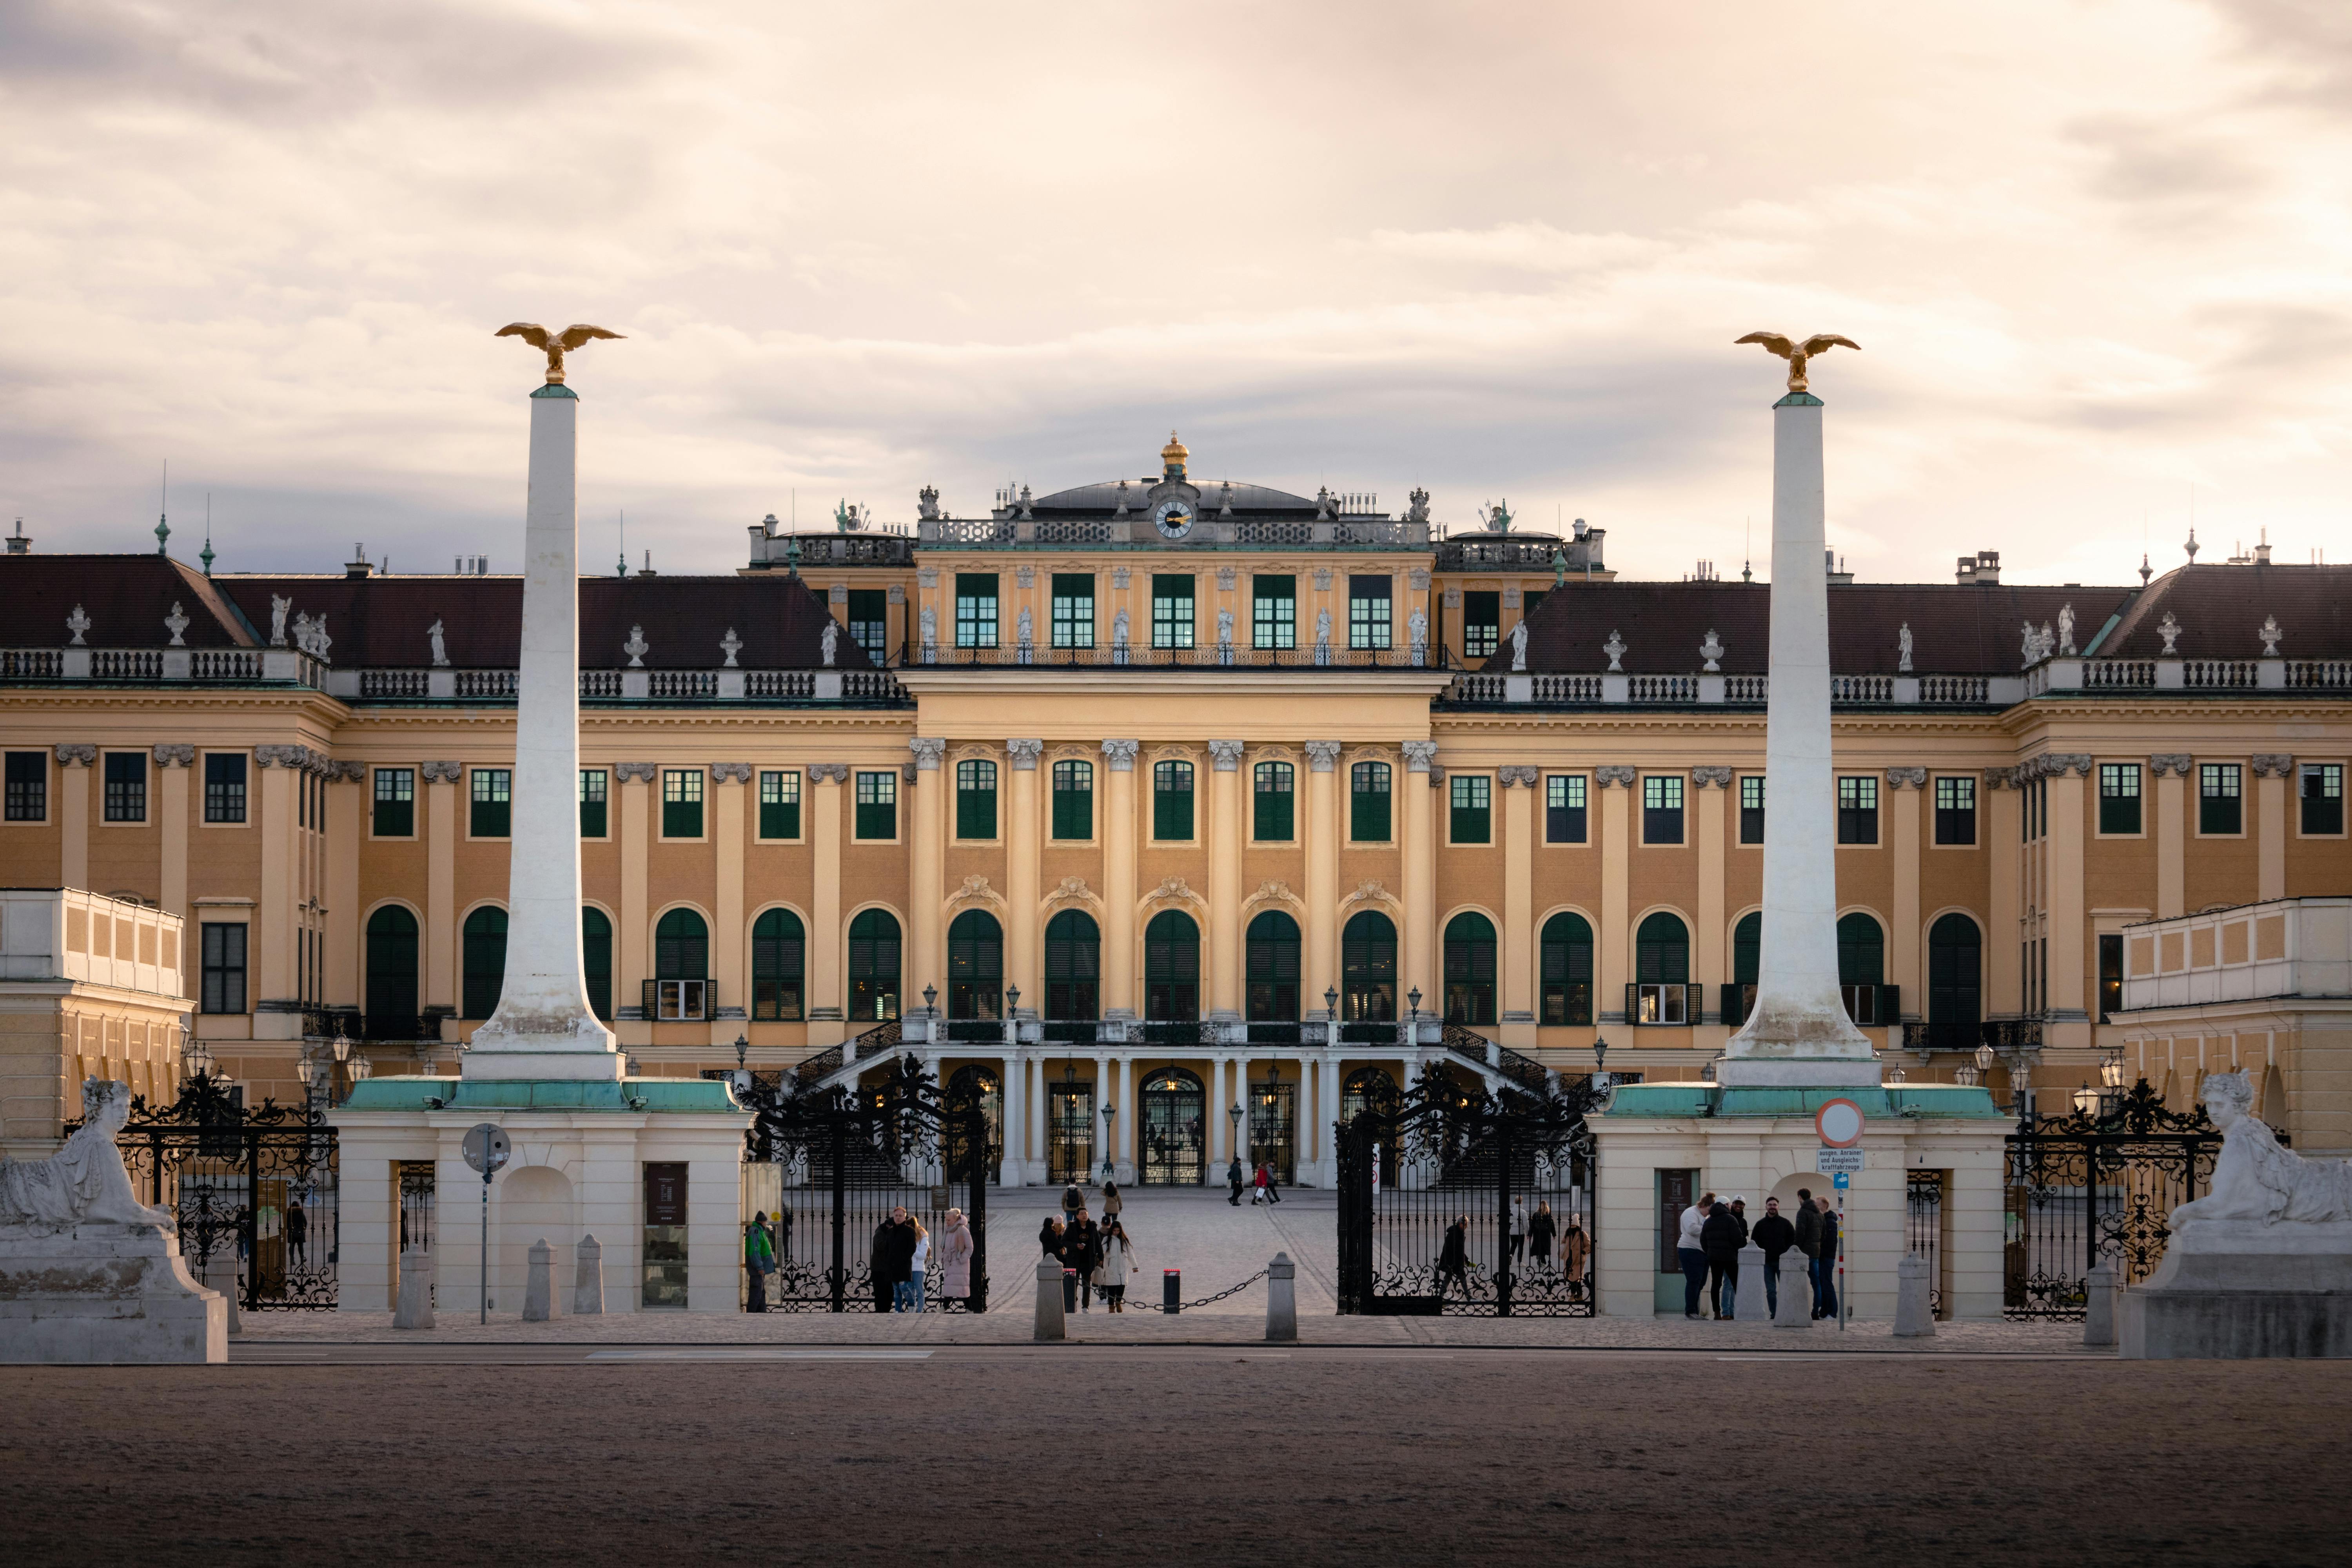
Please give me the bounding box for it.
[462,1123,511,1175]
[1815,1098,1866,1148]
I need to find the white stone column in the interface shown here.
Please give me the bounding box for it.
[811,764,847,1045]
[1401,741,1437,1013]
[469,381,620,1079]
[1116,1054,1133,1181]
[999,1052,1022,1187]
[1027,1049,1046,1184]
[1207,1056,1227,1165]
[1724,391,1873,1083]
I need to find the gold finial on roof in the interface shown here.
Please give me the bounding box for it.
[1160,430,1189,481]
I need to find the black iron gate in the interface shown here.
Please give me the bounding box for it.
[745,1055,990,1312]
[92,1070,339,1311]
[1336,1068,1601,1316]
[2002,1078,2243,1321]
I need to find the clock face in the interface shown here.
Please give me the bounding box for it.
[1153,498,1195,539]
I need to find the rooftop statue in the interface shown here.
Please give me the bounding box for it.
[1735,330,1860,395]
[494,322,625,385]
[0,1080,177,1228]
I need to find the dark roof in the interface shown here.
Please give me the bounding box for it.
[1031,479,1319,516]
[1500,579,2136,675]
[0,554,259,648]
[2092,563,2351,660]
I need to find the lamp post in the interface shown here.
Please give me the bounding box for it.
[330,1029,352,1104]
[733,1032,751,1096]
[182,1036,216,1085]
[1006,983,1020,1016]
[1325,985,1339,1021]
[923,983,938,1017]
[1591,1034,1611,1092]
[1229,1098,1244,1167]
[1100,1100,1117,1184]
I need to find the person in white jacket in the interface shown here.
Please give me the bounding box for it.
[1677,1192,1714,1321]
[902,1218,931,1314]
[1094,1220,1141,1312]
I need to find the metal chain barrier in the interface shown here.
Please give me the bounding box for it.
[1173,1268,1270,1311]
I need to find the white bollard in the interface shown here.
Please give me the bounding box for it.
[523,1237,554,1321]
[1773,1255,1812,1328]
[1733,1243,1771,1323]
[203,1250,242,1336]
[1894,1252,1936,1337]
[1034,1257,1066,1341]
[394,1247,436,1330]
[573,1234,604,1316]
[1266,1252,1298,1342]
[2082,1261,2117,1348]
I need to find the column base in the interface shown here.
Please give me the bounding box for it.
[1712,1058,1882,1088]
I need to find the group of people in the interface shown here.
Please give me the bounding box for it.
[1675,1189,1841,1321]
[741,1203,976,1313]
[1434,1201,1591,1297]
[1226,1159,1281,1205]
[1042,1181,1142,1311]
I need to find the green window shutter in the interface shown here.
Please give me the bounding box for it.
[954,573,998,647]
[759,770,801,839]
[846,589,889,664]
[1635,913,1689,984]
[1450,775,1491,844]
[661,769,704,838]
[577,769,606,838]
[752,908,806,1021]
[583,908,613,1020]
[956,759,998,839]
[1151,575,1196,649]
[471,769,512,838]
[375,768,415,837]
[1051,760,1093,839]
[1154,760,1194,840]
[855,771,898,839]
[1050,574,1096,649]
[462,907,508,1019]
[654,909,710,981]
[1351,761,1392,841]
[1252,575,1296,650]
[1254,762,1294,840]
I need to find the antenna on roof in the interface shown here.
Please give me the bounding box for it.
[201,494,215,576]
[618,508,627,577]
[155,459,170,556]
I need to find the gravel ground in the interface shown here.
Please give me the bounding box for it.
[4,1350,2346,1565]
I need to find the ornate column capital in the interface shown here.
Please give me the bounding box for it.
[2249,753,2296,779]
[1102,739,1139,772]
[807,763,852,784]
[611,761,658,783]
[2147,753,2193,778]
[53,744,95,768]
[1497,766,1542,788]
[1207,740,1245,771]
[1981,767,2016,790]
[1688,766,1734,789]
[419,760,465,784]
[1400,741,1439,774]
[908,739,946,771]
[711,762,754,784]
[1005,739,1043,771]
[1593,765,1637,788]
[1883,767,1928,789]
[150,744,196,768]
[1303,741,1343,773]
[334,760,367,782]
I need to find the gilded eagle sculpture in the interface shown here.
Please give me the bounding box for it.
[1735,330,1859,394]
[495,322,625,385]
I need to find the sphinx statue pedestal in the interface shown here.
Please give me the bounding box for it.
[2119,1219,2352,1359]
[0,1220,228,1364]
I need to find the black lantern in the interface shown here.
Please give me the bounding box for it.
[923,982,938,1015]
[1406,986,1421,1020]
[1325,985,1339,1018]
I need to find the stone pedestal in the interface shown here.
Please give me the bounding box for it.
[573,1234,604,1315]
[1266,1251,1297,1341]
[394,1247,434,1329]
[2119,1220,2352,1359]
[0,1221,226,1363]
[1733,1243,1771,1322]
[1894,1252,1935,1336]
[1033,1257,1065,1341]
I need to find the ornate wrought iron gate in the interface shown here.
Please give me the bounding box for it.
[744,1055,990,1312]
[1336,1069,1601,1316]
[2002,1078,2238,1321]
[97,1071,340,1311]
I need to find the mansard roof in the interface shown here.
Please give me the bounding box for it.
[1029,479,1320,516]
[2094,564,2349,660]
[0,554,260,648]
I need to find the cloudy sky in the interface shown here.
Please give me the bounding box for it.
[4,0,2348,583]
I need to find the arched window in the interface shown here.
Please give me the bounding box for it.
[1144,909,1200,1022]
[1443,912,1497,1026]
[1928,913,1981,1044]
[1838,912,1886,1025]
[1342,911,1396,1022]
[1727,911,1762,1026]
[1245,910,1300,1022]
[1044,909,1099,1021]
[461,906,507,1020]
[947,909,1004,1019]
[752,909,806,1021]
[653,908,711,1021]
[365,906,419,1027]
[1633,911,1689,1025]
[1541,912,1594,1026]
[848,909,900,1022]
[583,908,613,1021]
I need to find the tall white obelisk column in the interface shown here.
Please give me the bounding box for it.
[1721,379,1876,1086]
[466,371,623,1081]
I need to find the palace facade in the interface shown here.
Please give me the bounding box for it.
[3,433,2348,1180]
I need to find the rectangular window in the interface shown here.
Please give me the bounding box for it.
[1934,775,1976,846]
[375,768,417,837]
[1050,574,1095,649]
[1254,761,1295,840]
[2199,763,2242,835]
[661,768,704,838]
[1151,574,1195,650]
[1348,574,1392,650]
[578,769,607,838]
[956,758,998,840]
[200,922,247,1014]
[1642,775,1685,845]
[2099,933,2123,1024]
[1153,759,1195,840]
[470,768,513,838]
[1739,775,1766,845]
[1545,774,1587,844]
[2303,764,2345,836]
[1837,775,1879,845]
[203,753,247,824]
[757,770,800,838]
[1463,591,1501,659]
[1252,574,1296,650]
[953,573,998,648]
[854,770,897,839]
[1351,760,1391,842]
[103,752,147,823]
[847,589,889,665]
[1051,759,1093,840]
[2098,763,2142,835]
[1450,775,1492,844]
[3,752,45,822]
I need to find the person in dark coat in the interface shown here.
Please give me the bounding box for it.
[872,1205,918,1314]
[1815,1196,1842,1322]
[1227,1157,1245,1205]
[1750,1196,1797,1318]
[1528,1200,1558,1276]
[1062,1208,1101,1312]
[1699,1200,1743,1319]
[1436,1214,1471,1299]
[1039,1214,1065,1261]
[1792,1186,1824,1317]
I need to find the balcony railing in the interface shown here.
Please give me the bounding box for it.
[1830,673,1893,703]
[1900,1018,2043,1054]
[1918,674,1988,702]
[0,649,64,677]
[2183,659,2260,688]
[2081,661,2153,690]
[2287,660,2352,690]
[908,642,1445,671]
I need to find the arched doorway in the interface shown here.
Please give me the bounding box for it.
[461,906,507,1020]
[1728,911,1762,1026]
[582,907,613,1021]
[1248,1061,1296,1185]
[1139,1066,1206,1186]
[1342,910,1396,1025]
[947,909,1004,1020]
[1342,1065,1399,1185]
[1144,909,1200,1022]
[947,1065,1004,1183]
[500,1165,575,1310]
[1443,912,1497,1025]
[1541,912,1594,1026]
[1245,910,1300,1023]
[365,906,418,1032]
[654,908,710,1020]
[1633,911,1690,1024]
[847,909,900,1022]
[1838,912,1886,1025]
[1044,909,1099,1022]
[1927,913,1981,1047]
[752,908,806,1021]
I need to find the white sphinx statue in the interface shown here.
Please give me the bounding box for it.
[2171,1070,2352,1228]
[0,1080,176,1229]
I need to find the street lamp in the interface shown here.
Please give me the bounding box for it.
[1005,982,1020,1016]
[1325,985,1339,1020]
[1406,987,1422,1021]
[922,983,938,1016]
[733,1033,751,1096]
[1100,1100,1116,1182]
[1591,1034,1611,1092]
[182,1037,216,1083]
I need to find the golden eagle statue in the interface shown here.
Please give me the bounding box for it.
[1735,331,1858,394]
[495,322,624,385]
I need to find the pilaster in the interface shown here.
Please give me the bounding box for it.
[1889,768,1926,1016]
[1598,768,1632,1020]
[55,745,91,892]
[1501,767,1536,1040]
[1303,742,1341,1005]
[155,747,192,971]
[907,741,945,1027]
[2045,759,2090,1041]
[2253,755,2292,901]
[1207,740,1244,1018]
[811,762,849,1045]
[2151,755,2189,919]
[1401,741,1437,1011]
[425,760,458,1018]
[1102,741,1139,1016]
[1986,771,2022,1013]
[616,762,652,1019]
[712,764,749,1035]
[1005,740,1043,1006]
[1692,769,1728,1027]
[325,762,361,1007]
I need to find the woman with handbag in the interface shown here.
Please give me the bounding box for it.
[1094,1220,1140,1312]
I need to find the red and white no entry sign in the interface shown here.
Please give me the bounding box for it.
[1815,1098,1866,1148]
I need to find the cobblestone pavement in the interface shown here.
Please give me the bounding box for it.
[245,1187,2087,1354]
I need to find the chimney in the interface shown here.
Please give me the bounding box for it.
[345,542,374,579]
[2254,528,2272,566]
[5,518,27,555]
[1956,549,2000,586]
[1824,549,1853,585]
